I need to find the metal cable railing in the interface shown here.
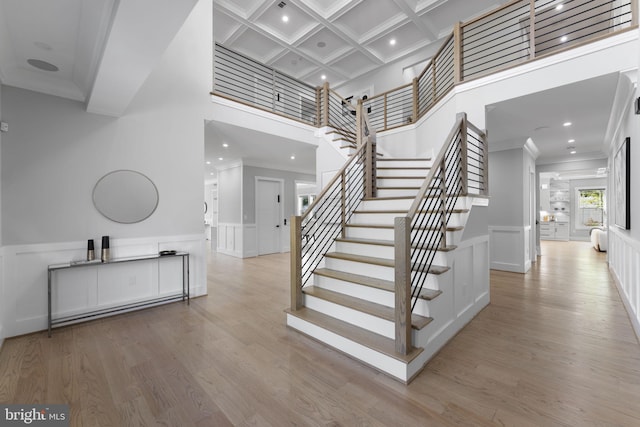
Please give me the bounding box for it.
[214,2,635,134]
[394,113,487,353]
[322,86,358,146]
[213,43,318,126]
[534,0,633,57]
[461,0,532,81]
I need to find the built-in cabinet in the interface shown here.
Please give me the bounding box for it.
[540,178,570,241]
[548,180,570,216]
[539,221,569,240]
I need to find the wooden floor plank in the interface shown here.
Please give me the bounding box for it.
[1,241,639,425]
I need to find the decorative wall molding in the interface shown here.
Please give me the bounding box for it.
[2,234,205,338]
[489,226,527,273]
[218,223,259,258]
[608,227,640,341]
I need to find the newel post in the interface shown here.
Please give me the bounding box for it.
[394,216,412,355]
[460,113,468,196]
[453,22,463,84]
[356,99,363,148]
[322,81,330,127]
[412,77,419,123]
[529,0,536,59]
[290,215,303,310]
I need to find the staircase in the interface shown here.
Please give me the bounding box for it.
[287,112,488,383]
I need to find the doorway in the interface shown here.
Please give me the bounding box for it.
[256,178,283,255]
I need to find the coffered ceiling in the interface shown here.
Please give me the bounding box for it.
[214,0,510,88]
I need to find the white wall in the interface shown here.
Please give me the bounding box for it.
[0,0,212,337]
[487,148,529,272]
[607,68,640,339]
[0,82,4,347]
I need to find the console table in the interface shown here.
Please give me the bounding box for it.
[47,252,189,337]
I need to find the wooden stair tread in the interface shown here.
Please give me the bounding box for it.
[377,158,431,161]
[418,288,443,301]
[346,223,464,232]
[313,268,443,301]
[336,237,457,252]
[363,194,459,201]
[302,286,432,330]
[353,209,469,214]
[377,166,431,170]
[376,176,429,179]
[325,252,450,275]
[314,267,395,292]
[376,186,422,190]
[285,307,423,364]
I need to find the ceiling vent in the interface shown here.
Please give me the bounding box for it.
[278,2,286,8]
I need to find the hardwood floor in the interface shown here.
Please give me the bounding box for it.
[1,240,640,426]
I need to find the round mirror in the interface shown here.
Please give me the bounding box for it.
[93,170,159,224]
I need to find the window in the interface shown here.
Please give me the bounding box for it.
[577,188,605,227]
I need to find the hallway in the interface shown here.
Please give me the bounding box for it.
[0,241,639,425]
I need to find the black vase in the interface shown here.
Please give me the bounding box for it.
[87,239,95,261]
[101,235,110,262]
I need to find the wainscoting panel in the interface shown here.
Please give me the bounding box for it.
[217,223,259,258]
[489,226,527,273]
[243,224,257,258]
[3,234,205,338]
[609,228,640,340]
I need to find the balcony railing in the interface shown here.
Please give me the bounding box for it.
[213,43,319,126]
[209,0,637,134]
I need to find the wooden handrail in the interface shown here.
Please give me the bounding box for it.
[406,114,465,221]
[300,142,367,223]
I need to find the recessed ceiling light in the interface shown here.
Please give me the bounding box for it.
[321,74,326,80]
[560,35,568,42]
[222,143,229,148]
[34,41,52,51]
[210,172,215,175]
[556,4,563,10]
[563,121,572,127]
[568,139,575,143]
[290,155,296,160]
[282,15,289,23]
[390,38,396,46]
[570,150,576,154]
[27,58,59,72]
[218,157,223,161]
[206,161,211,165]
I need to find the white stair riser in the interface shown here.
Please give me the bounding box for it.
[335,241,450,265]
[376,188,420,198]
[377,168,430,178]
[345,226,458,243]
[313,275,395,307]
[351,212,405,224]
[352,212,466,227]
[325,257,395,281]
[312,274,442,320]
[303,294,395,338]
[377,160,431,169]
[360,199,413,211]
[285,314,410,382]
[323,257,443,289]
[377,178,426,187]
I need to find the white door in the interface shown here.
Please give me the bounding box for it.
[257,179,281,255]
